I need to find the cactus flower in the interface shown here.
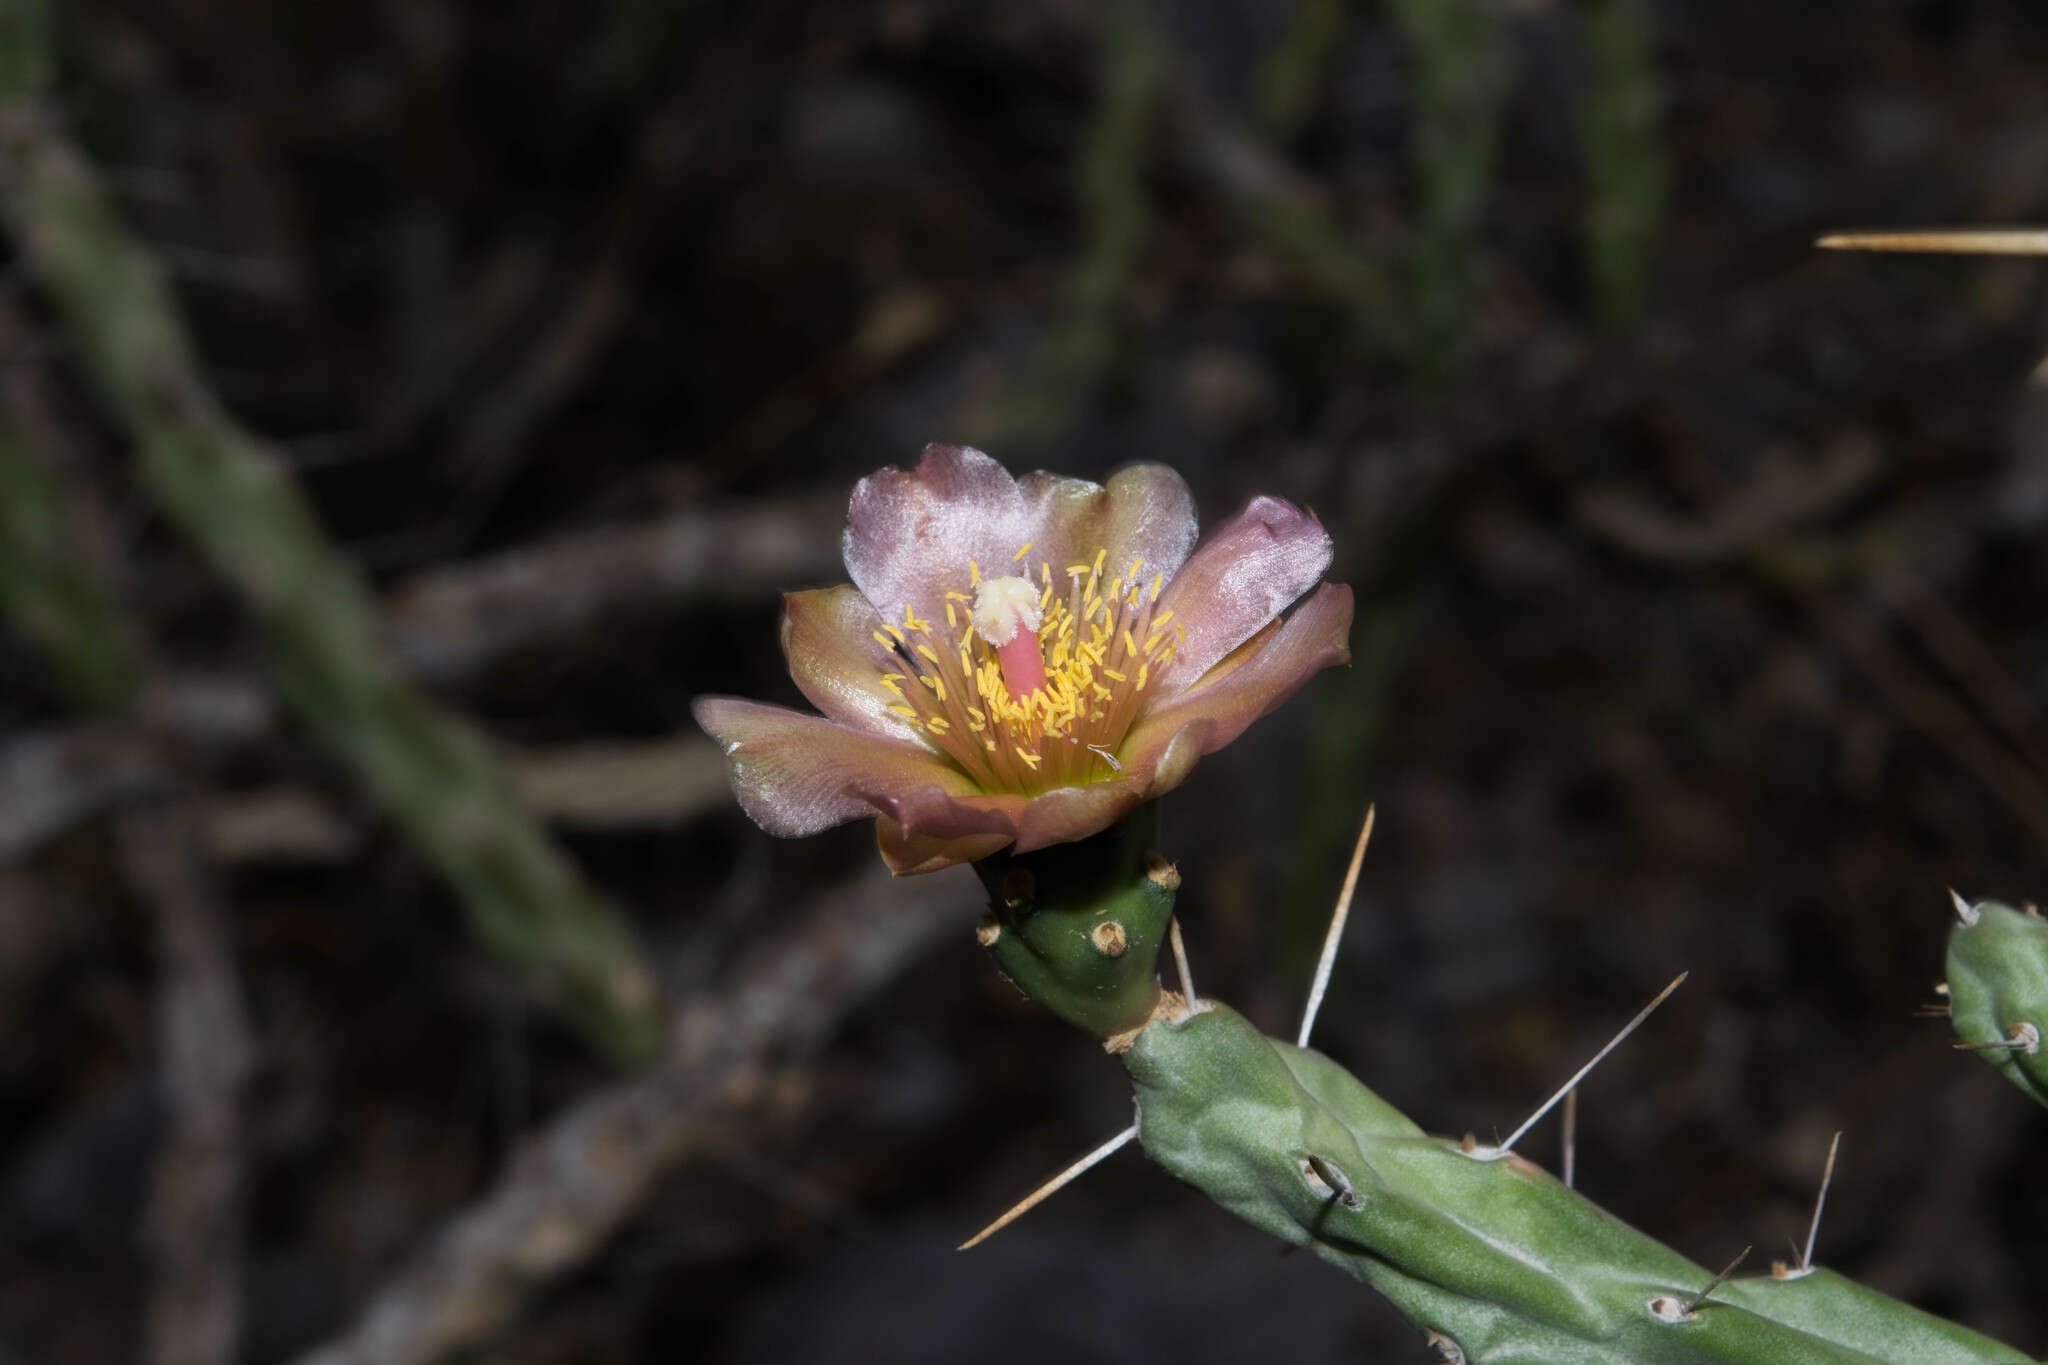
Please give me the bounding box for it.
[694,444,1352,873]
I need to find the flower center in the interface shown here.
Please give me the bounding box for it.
[872,546,1183,794]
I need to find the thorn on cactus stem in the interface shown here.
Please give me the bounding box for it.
[1950,888,1979,926]
[1477,972,1688,1160]
[1168,916,1196,1007]
[1683,1245,1753,1314]
[957,1119,1139,1251]
[1560,1086,1578,1190]
[1425,1330,1466,1364]
[1298,802,1375,1049]
[975,915,1001,947]
[1798,1130,1843,1273]
[1955,1021,2041,1054]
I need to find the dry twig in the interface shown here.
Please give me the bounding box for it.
[290,864,968,1365]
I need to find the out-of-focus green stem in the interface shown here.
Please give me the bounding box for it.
[1579,0,1667,328]
[986,0,1164,445]
[0,427,137,711]
[1387,0,1509,383]
[0,3,663,1063]
[1253,0,1345,140]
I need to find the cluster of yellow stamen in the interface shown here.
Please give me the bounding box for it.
[871,543,1186,794]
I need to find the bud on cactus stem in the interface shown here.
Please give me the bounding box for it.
[971,806,1177,1039]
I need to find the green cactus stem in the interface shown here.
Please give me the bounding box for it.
[1946,897,2048,1110]
[972,807,1178,1040]
[1123,999,2033,1365]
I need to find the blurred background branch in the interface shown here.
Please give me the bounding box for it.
[0,0,664,1063]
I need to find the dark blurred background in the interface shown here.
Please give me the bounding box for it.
[4,0,2048,1361]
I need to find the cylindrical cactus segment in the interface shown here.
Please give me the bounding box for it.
[1124,1002,2032,1365]
[971,806,1177,1038]
[1945,898,2048,1110]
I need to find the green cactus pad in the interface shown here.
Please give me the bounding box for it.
[1946,899,2048,1109]
[1124,1002,2033,1364]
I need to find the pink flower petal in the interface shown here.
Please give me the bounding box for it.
[842,444,1034,626]
[692,696,975,838]
[1125,582,1352,761]
[1154,494,1333,691]
[875,819,1017,875]
[1016,463,1199,590]
[780,585,924,742]
[870,787,1025,874]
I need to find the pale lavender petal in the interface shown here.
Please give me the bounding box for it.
[1125,583,1352,759]
[692,696,975,837]
[842,444,1035,625]
[1016,463,1199,589]
[1154,495,1333,691]
[870,787,1025,874]
[780,585,924,742]
[876,819,1018,875]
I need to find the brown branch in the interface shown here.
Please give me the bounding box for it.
[289,863,971,1365]
[382,500,842,685]
[119,803,256,1365]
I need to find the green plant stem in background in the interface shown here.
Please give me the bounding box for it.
[0,4,663,1063]
[1253,0,1346,140]
[1388,0,1509,384]
[1946,899,2048,1109]
[985,0,1164,446]
[1125,1000,2033,1364]
[0,428,137,711]
[1578,0,1668,328]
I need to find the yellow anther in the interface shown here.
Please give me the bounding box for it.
[885,622,907,643]
[1127,558,1143,580]
[889,704,917,719]
[1066,563,1090,577]
[945,590,972,601]
[1122,629,1138,658]
[880,676,903,696]
[1143,633,1162,654]
[945,602,957,628]
[1151,572,1163,600]
[1104,668,1127,682]
[1136,662,1149,690]
[1092,548,1106,576]
[873,629,896,650]
[1040,561,1051,585]
[1015,747,1041,770]
[1013,541,1033,562]
[969,559,981,585]
[915,643,941,665]
[1038,583,1053,609]
[927,717,950,733]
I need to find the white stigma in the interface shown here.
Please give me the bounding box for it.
[971,575,1042,646]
